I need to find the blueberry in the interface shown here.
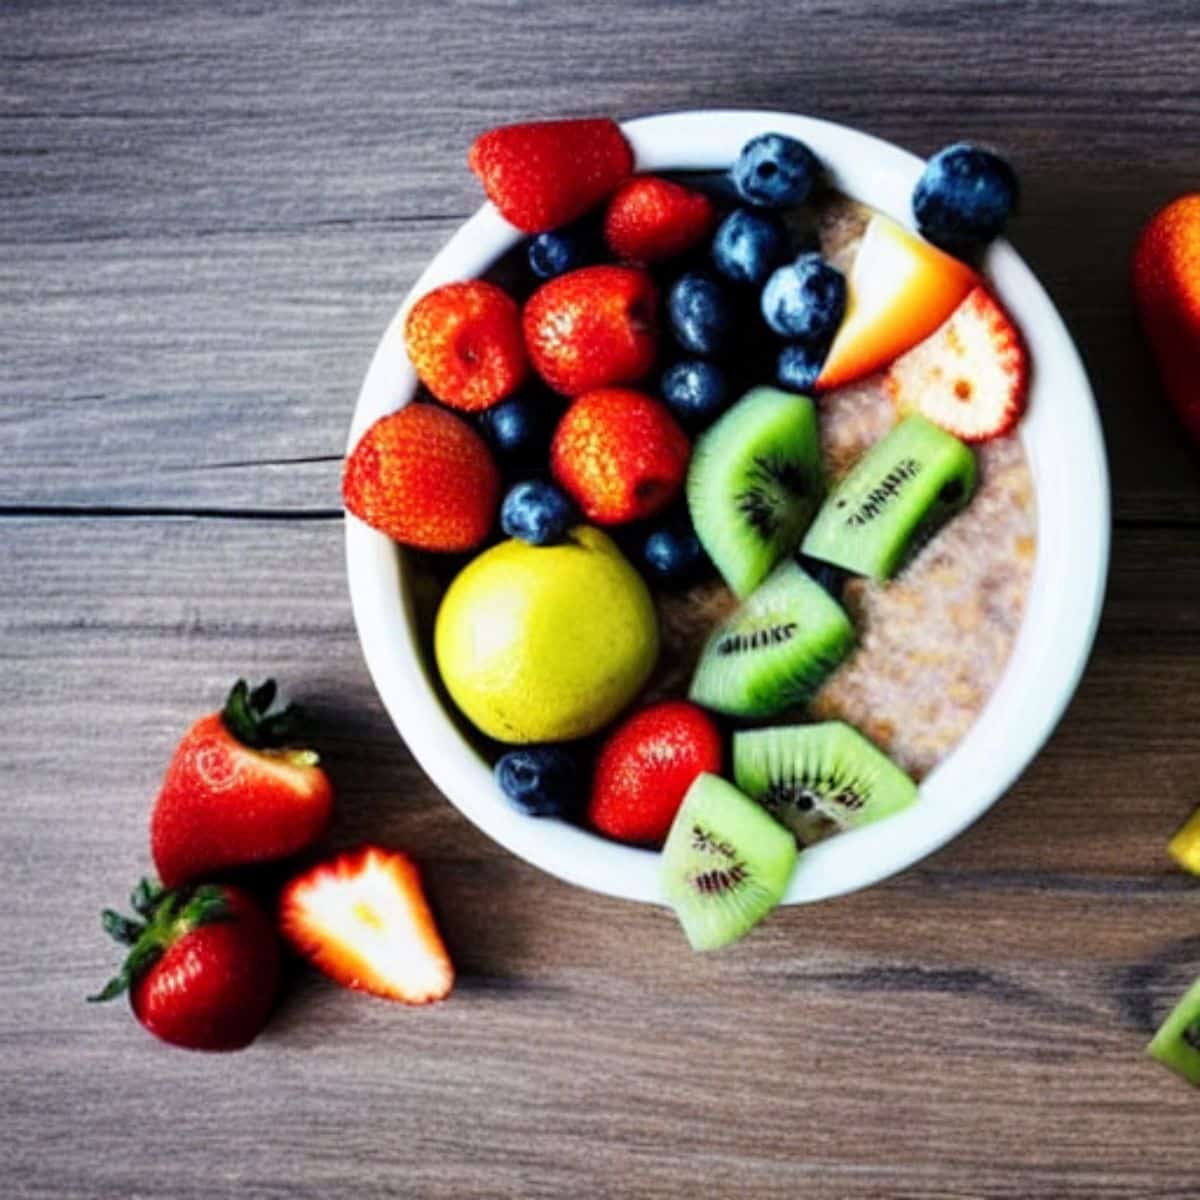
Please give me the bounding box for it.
[479,395,554,462]
[711,208,788,286]
[760,253,846,341]
[640,517,708,588]
[731,133,820,208]
[527,227,586,279]
[667,272,735,356]
[660,360,729,429]
[500,480,575,545]
[912,142,1018,251]
[776,342,827,393]
[495,746,579,817]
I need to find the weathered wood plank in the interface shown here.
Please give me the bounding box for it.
[3,2,1200,519]
[3,514,1200,1198]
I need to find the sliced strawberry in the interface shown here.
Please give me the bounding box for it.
[468,118,633,233]
[280,846,454,1005]
[884,284,1028,443]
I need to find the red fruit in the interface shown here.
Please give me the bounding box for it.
[342,404,500,551]
[150,680,334,888]
[551,388,689,524]
[1132,194,1200,445]
[467,117,633,234]
[281,846,454,1005]
[884,285,1028,442]
[604,175,716,264]
[404,280,527,411]
[588,701,724,846]
[524,266,658,395]
[91,880,280,1051]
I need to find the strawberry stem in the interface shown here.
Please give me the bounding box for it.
[89,880,232,1004]
[221,678,314,754]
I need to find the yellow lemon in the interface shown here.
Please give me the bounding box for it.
[434,526,659,743]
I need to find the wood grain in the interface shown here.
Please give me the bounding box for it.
[4,1,1200,1197]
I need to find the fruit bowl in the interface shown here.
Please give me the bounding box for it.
[345,109,1110,905]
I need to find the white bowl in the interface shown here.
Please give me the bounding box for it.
[345,110,1110,905]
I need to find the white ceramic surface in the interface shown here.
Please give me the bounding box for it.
[345,110,1110,905]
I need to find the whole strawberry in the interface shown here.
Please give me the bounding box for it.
[551,388,689,524]
[524,265,658,395]
[604,175,716,264]
[1132,194,1200,446]
[468,117,633,233]
[150,679,334,887]
[343,404,500,551]
[588,701,724,846]
[91,879,280,1051]
[405,280,527,412]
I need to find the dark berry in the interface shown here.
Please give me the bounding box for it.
[667,272,735,356]
[912,143,1018,251]
[495,746,579,817]
[639,517,709,588]
[776,342,827,393]
[479,395,554,462]
[761,253,846,341]
[500,480,575,546]
[711,208,789,286]
[731,133,820,208]
[660,360,729,429]
[527,228,587,279]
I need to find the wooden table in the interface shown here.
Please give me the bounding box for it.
[4,3,1200,1196]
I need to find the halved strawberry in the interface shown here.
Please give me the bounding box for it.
[884,284,1028,442]
[280,846,454,1005]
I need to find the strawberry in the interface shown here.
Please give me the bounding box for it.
[604,175,716,264]
[404,280,527,412]
[524,265,658,395]
[280,846,454,1005]
[551,388,689,524]
[467,117,633,234]
[884,284,1028,442]
[588,701,724,846]
[150,679,334,888]
[1132,194,1200,446]
[90,879,280,1051]
[343,404,500,551]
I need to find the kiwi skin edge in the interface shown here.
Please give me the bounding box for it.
[1147,975,1200,1086]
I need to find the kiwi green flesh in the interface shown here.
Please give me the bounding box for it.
[1148,975,1200,1086]
[733,722,918,847]
[689,559,854,718]
[688,387,823,599]
[660,773,797,951]
[801,414,977,581]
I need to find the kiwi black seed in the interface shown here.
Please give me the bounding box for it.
[687,386,823,597]
[802,414,977,580]
[660,772,797,951]
[733,722,917,846]
[689,559,854,718]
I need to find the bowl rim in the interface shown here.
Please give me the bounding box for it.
[345,108,1111,905]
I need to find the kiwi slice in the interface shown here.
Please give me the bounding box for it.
[1148,975,1200,1086]
[687,386,823,598]
[660,772,797,951]
[733,722,917,846]
[689,559,854,718]
[801,414,977,580]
